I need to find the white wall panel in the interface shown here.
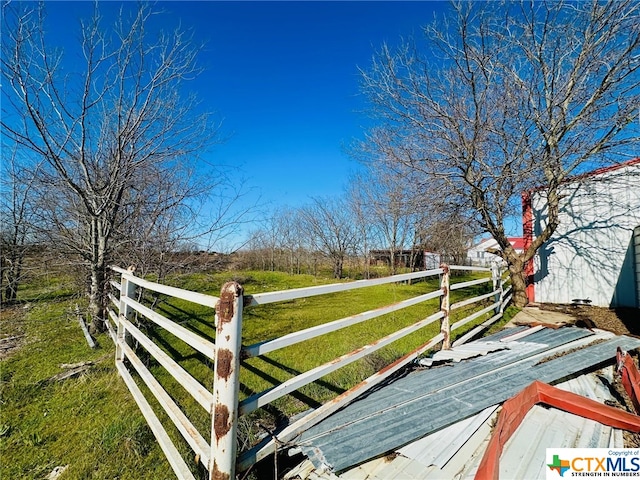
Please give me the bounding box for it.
[532,161,640,307]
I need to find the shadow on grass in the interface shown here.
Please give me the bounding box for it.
[258,355,345,397]
[238,380,289,426]
[241,360,325,411]
[151,303,216,344]
[10,290,79,305]
[145,326,212,365]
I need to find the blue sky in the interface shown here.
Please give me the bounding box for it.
[28,1,452,248]
[180,1,446,206]
[45,1,446,211]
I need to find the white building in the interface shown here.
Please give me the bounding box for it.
[467,237,524,267]
[525,158,640,307]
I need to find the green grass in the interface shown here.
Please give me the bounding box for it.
[0,300,174,479]
[1,267,510,479]
[137,271,502,434]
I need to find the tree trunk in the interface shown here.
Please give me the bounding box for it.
[3,251,23,304]
[507,257,528,308]
[333,256,344,278]
[389,249,397,275]
[89,263,106,333]
[6,262,21,303]
[0,254,4,305]
[89,220,108,333]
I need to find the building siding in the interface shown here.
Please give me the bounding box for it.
[530,159,640,307]
[635,226,640,308]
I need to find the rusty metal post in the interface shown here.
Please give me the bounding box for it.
[211,282,244,480]
[116,268,137,362]
[491,263,502,316]
[440,264,451,350]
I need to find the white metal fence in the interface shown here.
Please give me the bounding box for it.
[107,264,512,480]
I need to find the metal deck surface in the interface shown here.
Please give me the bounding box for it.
[295,327,640,473]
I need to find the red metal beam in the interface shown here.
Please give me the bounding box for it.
[521,191,535,303]
[617,347,640,414]
[475,379,640,480]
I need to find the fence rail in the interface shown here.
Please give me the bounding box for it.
[107,263,512,480]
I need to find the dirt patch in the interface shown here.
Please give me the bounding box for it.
[535,338,609,365]
[0,335,25,360]
[539,303,640,336]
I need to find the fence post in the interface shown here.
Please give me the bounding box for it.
[116,267,136,362]
[440,264,451,350]
[211,282,244,480]
[491,262,502,316]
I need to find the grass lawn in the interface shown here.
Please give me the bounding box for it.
[0,273,176,479]
[1,268,517,479]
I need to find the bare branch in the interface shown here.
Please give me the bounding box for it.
[1,2,233,327]
[356,0,640,306]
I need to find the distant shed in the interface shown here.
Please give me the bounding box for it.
[524,158,640,308]
[467,237,524,266]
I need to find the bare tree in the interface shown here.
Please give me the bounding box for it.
[0,147,41,304]
[420,211,475,266]
[273,207,306,275]
[349,165,419,274]
[357,0,640,306]
[244,213,282,272]
[299,197,358,279]
[1,3,225,329]
[113,169,249,282]
[347,179,375,279]
[244,207,330,275]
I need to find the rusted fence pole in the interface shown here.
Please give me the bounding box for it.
[211,282,244,480]
[116,268,136,362]
[491,263,502,316]
[440,264,451,350]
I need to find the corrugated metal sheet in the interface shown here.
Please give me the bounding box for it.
[418,341,508,366]
[397,404,499,468]
[498,404,622,479]
[498,324,546,342]
[336,408,622,480]
[301,327,591,441]
[288,366,624,480]
[295,327,640,473]
[484,325,532,341]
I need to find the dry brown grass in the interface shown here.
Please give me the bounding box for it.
[539,303,640,336]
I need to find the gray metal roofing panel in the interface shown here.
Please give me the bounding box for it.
[296,367,625,480]
[397,404,499,469]
[334,367,624,480]
[300,327,593,442]
[297,329,640,473]
[499,324,592,345]
[418,341,508,366]
[481,324,539,341]
[498,324,547,342]
[340,408,622,480]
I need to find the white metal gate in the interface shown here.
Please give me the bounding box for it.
[107,264,511,480]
